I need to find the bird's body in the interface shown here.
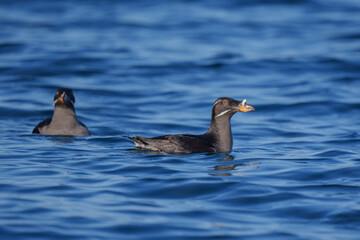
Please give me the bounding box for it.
[33,88,90,136]
[125,133,216,154]
[124,97,254,154]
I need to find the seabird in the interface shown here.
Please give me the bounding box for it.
[32,88,90,136]
[124,97,254,154]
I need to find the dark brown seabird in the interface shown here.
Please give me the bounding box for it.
[124,97,255,154]
[32,88,90,136]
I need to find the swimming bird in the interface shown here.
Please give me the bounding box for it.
[32,88,90,136]
[124,97,254,154]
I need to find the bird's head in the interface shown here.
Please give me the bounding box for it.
[53,88,75,108]
[212,97,255,119]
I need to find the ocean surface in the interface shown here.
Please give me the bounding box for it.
[0,0,359,239]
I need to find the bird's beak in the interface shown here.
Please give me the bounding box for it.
[237,99,255,112]
[53,92,66,105]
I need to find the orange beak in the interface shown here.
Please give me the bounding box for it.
[53,92,66,106]
[237,99,255,112]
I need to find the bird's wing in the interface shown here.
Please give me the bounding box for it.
[164,134,215,153]
[78,120,91,135]
[125,134,214,154]
[32,118,52,134]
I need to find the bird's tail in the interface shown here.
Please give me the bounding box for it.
[123,136,150,148]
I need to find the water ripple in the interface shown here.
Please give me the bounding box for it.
[1,0,360,239]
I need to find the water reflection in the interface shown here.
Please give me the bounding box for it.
[212,154,261,176]
[127,148,173,155]
[47,135,78,144]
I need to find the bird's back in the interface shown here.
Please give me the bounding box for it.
[126,134,216,154]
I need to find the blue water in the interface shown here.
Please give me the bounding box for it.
[1,0,360,239]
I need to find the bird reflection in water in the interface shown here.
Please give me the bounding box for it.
[47,135,78,145]
[211,155,260,176]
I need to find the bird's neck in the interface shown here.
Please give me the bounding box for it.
[51,106,78,126]
[206,116,233,153]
